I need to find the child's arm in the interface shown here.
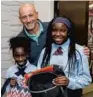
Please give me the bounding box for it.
[1,77,18,96]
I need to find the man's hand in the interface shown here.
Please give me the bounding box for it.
[52,76,69,86]
[83,46,90,57]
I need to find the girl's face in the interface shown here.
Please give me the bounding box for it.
[13,47,28,67]
[52,23,68,45]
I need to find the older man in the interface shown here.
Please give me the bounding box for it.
[18,4,48,65]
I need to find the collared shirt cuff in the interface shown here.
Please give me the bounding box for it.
[67,78,75,90]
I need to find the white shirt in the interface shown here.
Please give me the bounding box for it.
[37,39,92,90]
[6,61,37,90]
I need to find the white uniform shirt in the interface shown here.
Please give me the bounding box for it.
[37,39,92,90]
[6,61,37,89]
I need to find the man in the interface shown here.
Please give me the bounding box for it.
[18,3,48,65]
[18,3,89,66]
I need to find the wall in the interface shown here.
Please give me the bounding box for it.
[88,2,93,82]
[1,0,54,85]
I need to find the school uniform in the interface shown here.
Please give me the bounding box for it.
[5,61,37,95]
[37,38,92,97]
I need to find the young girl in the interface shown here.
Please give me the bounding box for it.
[2,37,37,97]
[37,17,92,97]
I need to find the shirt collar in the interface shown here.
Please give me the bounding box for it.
[16,60,30,68]
[51,38,70,55]
[24,21,43,40]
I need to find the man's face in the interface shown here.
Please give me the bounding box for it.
[13,47,28,67]
[19,5,38,31]
[52,23,68,45]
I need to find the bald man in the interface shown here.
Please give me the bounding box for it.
[17,3,90,66]
[19,4,39,34]
[18,4,48,66]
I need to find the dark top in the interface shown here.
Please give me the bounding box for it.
[17,20,49,66]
